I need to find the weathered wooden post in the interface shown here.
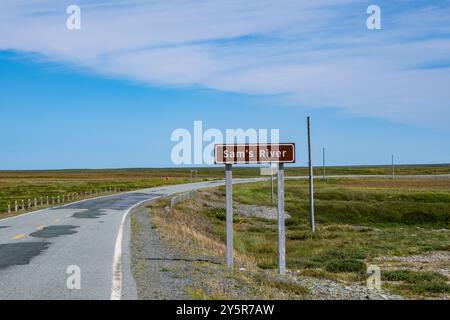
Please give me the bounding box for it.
[62,195,65,203]
[15,200,18,212]
[34,197,37,207]
[28,199,31,209]
[8,204,11,214]
[57,196,60,204]
[52,196,55,205]
[40,196,43,206]
[21,200,25,210]
[46,196,49,205]
[307,116,316,232]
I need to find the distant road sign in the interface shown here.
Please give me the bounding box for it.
[214,143,295,164]
[260,167,278,176]
[260,163,278,176]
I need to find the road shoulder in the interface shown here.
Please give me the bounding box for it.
[131,205,197,299]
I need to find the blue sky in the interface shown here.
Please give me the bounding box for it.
[1,1,450,169]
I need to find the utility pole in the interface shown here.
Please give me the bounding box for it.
[307,116,316,232]
[190,169,198,182]
[391,154,395,180]
[322,147,326,181]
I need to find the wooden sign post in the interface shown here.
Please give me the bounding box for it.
[215,143,295,274]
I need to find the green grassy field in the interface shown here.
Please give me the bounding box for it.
[228,179,450,297]
[1,164,449,217]
[154,176,450,299]
[0,169,197,216]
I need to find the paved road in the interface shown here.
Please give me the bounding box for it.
[0,179,261,300]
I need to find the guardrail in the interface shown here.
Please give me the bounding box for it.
[170,191,195,208]
[3,187,124,215]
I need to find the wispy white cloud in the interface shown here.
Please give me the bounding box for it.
[1,0,449,128]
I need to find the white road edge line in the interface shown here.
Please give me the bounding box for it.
[110,196,163,300]
[109,179,264,300]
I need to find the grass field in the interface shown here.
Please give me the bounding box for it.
[0,169,186,216]
[150,176,450,299]
[1,164,449,218]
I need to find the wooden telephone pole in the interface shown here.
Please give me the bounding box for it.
[307,117,316,232]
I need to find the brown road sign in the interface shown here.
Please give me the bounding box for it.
[214,143,295,164]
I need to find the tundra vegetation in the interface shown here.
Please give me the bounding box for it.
[150,176,450,299]
[1,164,449,216]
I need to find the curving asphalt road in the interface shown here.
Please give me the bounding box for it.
[0,179,261,300]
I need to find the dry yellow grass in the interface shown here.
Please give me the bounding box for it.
[150,199,255,267]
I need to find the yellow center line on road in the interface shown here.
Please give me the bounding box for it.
[37,225,47,230]
[12,233,26,240]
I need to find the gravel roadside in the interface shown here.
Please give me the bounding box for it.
[130,206,194,300]
[130,200,402,300]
